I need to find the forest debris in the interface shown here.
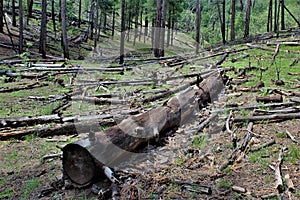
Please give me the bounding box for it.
[284,174,295,192]
[0,82,48,93]
[261,193,278,199]
[232,185,246,193]
[218,122,253,171]
[250,139,276,152]
[285,130,299,144]
[269,146,286,193]
[231,54,250,63]
[42,153,62,162]
[62,73,224,185]
[232,112,300,122]
[71,96,127,105]
[253,106,300,115]
[270,44,280,66]
[0,114,61,128]
[256,94,283,103]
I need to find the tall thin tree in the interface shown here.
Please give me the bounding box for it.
[39,0,47,58]
[0,0,3,33]
[267,0,272,32]
[61,0,69,58]
[119,0,126,64]
[19,0,23,54]
[154,0,162,57]
[159,0,166,57]
[280,0,285,30]
[12,0,17,26]
[230,0,236,41]
[51,0,57,39]
[244,0,252,38]
[195,0,201,54]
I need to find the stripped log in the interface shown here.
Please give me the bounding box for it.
[0,114,61,128]
[270,44,280,66]
[62,73,224,186]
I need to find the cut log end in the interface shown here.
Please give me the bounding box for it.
[63,144,96,185]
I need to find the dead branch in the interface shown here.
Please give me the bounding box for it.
[270,44,280,66]
[0,82,48,93]
[212,101,298,113]
[284,174,295,192]
[250,139,276,152]
[71,96,127,105]
[253,106,300,115]
[269,146,285,193]
[285,130,299,144]
[232,112,300,122]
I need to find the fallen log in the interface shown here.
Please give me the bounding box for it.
[62,72,224,186]
[233,112,300,122]
[0,114,61,128]
[0,82,48,93]
[269,146,285,193]
[256,94,283,103]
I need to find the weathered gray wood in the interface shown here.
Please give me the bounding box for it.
[62,73,224,186]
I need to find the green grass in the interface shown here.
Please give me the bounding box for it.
[248,147,272,168]
[192,135,209,148]
[21,178,40,199]
[0,187,13,199]
[217,178,232,190]
[284,144,300,164]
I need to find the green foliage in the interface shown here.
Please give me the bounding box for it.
[276,131,287,138]
[284,144,300,164]
[0,187,13,199]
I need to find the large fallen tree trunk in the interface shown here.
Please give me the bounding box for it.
[62,72,224,186]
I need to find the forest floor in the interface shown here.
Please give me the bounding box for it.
[0,29,300,199]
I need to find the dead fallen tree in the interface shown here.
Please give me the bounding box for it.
[0,82,49,93]
[62,72,224,186]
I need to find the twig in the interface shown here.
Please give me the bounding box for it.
[250,139,276,152]
[286,130,299,144]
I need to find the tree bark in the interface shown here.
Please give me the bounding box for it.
[230,0,236,41]
[27,0,33,24]
[244,0,252,38]
[159,0,167,57]
[0,0,3,33]
[61,0,69,59]
[78,0,82,28]
[39,0,47,58]
[51,0,57,39]
[267,0,272,32]
[154,0,162,57]
[280,0,285,30]
[256,94,283,103]
[62,73,224,186]
[18,0,23,54]
[12,0,17,26]
[195,0,201,54]
[274,0,278,32]
[119,0,126,64]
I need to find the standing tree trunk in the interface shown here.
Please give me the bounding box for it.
[0,0,3,33]
[216,0,226,44]
[139,8,143,41]
[78,0,82,27]
[39,0,47,58]
[61,0,69,58]
[12,0,17,26]
[154,0,162,57]
[18,0,23,54]
[112,6,115,38]
[51,0,56,39]
[133,0,139,46]
[144,9,148,43]
[195,0,201,54]
[171,5,174,46]
[89,0,95,40]
[159,0,166,57]
[166,6,171,47]
[239,0,244,11]
[267,0,272,32]
[244,0,251,38]
[119,0,126,64]
[231,0,236,41]
[280,0,284,30]
[27,0,33,24]
[274,0,278,32]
